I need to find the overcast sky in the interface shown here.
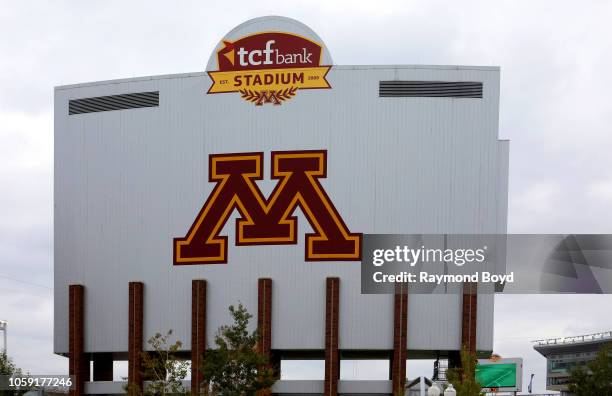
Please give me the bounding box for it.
[2,0,612,393]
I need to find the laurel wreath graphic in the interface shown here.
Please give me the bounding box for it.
[238,89,259,102]
[275,87,298,101]
[239,86,298,105]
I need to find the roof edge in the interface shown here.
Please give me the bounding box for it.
[55,64,501,91]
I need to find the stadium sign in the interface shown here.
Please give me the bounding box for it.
[207,31,331,105]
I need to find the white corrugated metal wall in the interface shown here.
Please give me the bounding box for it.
[54,65,507,355]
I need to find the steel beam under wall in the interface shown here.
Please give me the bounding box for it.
[258,278,273,396]
[93,353,113,381]
[324,277,340,396]
[128,282,144,393]
[192,279,207,395]
[69,284,86,396]
[462,282,478,354]
[391,283,408,395]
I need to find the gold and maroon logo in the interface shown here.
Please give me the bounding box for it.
[174,150,361,264]
[207,32,331,105]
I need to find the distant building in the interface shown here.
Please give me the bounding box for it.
[533,331,612,396]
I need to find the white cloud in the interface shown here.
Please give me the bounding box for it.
[588,179,612,201]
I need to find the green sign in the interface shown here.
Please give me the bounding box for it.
[476,363,517,388]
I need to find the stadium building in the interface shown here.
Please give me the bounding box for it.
[533,331,612,395]
[54,16,509,395]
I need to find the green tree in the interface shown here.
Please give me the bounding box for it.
[568,344,612,396]
[446,347,483,396]
[0,352,29,396]
[126,330,189,396]
[200,304,277,396]
[0,352,17,376]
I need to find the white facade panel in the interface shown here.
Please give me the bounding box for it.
[54,65,507,354]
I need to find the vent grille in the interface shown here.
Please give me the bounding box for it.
[69,91,159,115]
[379,81,482,98]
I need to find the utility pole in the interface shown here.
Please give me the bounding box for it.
[0,320,6,355]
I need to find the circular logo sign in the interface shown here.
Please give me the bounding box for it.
[206,16,332,106]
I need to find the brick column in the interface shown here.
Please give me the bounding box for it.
[257,278,272,358]
[257,278,273,396]
[391,283,408,395]
[461,282,477,354]
[69,284,86,396]
[324,277,340,396]
[192,280,207,395]
[128,282,144,394]
[93,353,113,381]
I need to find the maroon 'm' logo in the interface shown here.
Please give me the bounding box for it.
[174,150,361,264]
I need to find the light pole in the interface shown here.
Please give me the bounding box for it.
[0,320,6,355]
